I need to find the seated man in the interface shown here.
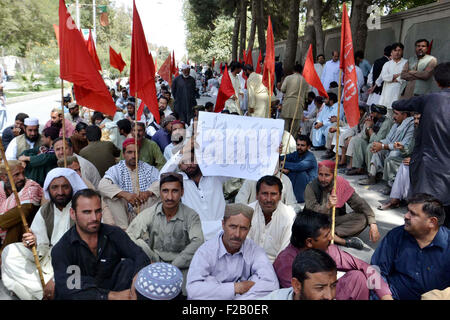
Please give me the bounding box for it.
[311,92,339,149]
[57,156,96,190]
[53,137,101,188]
[263,249,337,300]
[273,210,392,300]
[18,126,60,187]
[126,172,204,293]
[279,135,318,203]
[5,117,41,160]
[45,108,75,138]
[52,189,150,300]
[70,122,88,154]
[371,193,450,300]
[1,168,87,300]
[151,115,175,153]
[300,96,322,136]
[100,138,160,230]
[304,160,381,250]
[186,203,279,300]
[358,109,414,185]
[0,161,43,250]
[1,112,28,151]
[164,120,186,160]
[247,176,296,263]
[120,122,166,170]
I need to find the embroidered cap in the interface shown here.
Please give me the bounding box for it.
[135,262,183,300]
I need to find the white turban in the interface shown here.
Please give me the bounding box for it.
[43,168,88,200]
[24,117,39,126]
[181,63,190,70]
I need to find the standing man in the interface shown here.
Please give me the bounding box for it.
[400,39,437,99]
[392,62,450,227]
[172,64,197,124]
[224,61,243,115]
[314,54,326,79]
[245,64,272,118]
[280,64,309,133]
[5,117,41,160]
[367,45,392,98]
[186,203,279,300]
[320,51,340,91]
[52,189,150,300]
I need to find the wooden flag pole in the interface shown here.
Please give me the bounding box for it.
[267,71,272,119]
[61,79,67,168]
[134,95,140,214]
[279,76,304,178]
[331,69,343,244]
[0,140,46,290]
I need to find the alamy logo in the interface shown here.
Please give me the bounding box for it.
[66,265,81,290]
[366,265,382,290]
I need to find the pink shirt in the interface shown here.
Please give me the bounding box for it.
[45,119,75,137]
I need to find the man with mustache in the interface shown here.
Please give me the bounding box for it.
[371,193,450,300]
[51,189,150,300]
[44,108,75,138]
[1,168,87,300]
[186,203,279,300]
[247,175,296,263]
[126,172,204,296]
[5,117,41,160]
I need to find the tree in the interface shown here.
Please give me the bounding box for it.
[284,0,300,75]
[350,0,372,54]
[231,5,241,61]
[239,0,248,60]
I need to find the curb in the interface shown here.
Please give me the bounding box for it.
[7,89,62,104]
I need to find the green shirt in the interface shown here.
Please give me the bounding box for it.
[120,138,166,170]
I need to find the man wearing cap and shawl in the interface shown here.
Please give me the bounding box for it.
[5,117,41,160]
[172,64,197,124]
[131,262,183,300]
[66,103,86,127]
[304,160,381,250]
[247,176,296,263]
[346,104,393,176]
[126,172,204,295]
[152,114,176,152]
[0,161,43,250]
[51,189,150,300]
[44,108,75,138]
[186,203,279,300]
[1,168,87,300]
[99,138,160,230]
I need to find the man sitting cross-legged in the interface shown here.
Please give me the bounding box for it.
[273,210,392,300]
[52,189,150,300]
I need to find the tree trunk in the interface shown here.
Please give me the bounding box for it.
[239,0,248,60]
[256,0,266,55]
[232,6,241,62]
[350,0,371,54]
[284,0,300,75]
[247,0,257,58]
[300,0,316,64]
[313,0,325,56]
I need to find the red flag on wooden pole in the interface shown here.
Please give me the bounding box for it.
[339,3,360,128]
[262,16,275,96]
[303,44,328,98]
[109,46,126,73]
[58,0,116,116]
[129,0,159,123]
[86,29,102,71]
[158,54,172,84]
[214,64,235,113]
[242,50,247,63]
[245,47,253,66]
[255,50,262,74]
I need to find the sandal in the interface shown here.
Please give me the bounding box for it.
[377,201,401,211]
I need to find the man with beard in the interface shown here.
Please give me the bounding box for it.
[0,161,43,250]
[1,168,87,300]
[280,135,318,203]
[51,189,150,300]
[1,113,28,151]
[304,160,381,250]
[70,122,88,154]
[172,64,197,124]
[67,103,86,127]
[371,193,449,300]
[186,203,279,300]
[99,138,160,230]
[263,249,338,300]
[126,172,204,295]
[247,176,296,262]
[5,117,41,160]
[152,115,175,153]
[273,210,393,300]
[163,120,186,160]
[45,108,75,138]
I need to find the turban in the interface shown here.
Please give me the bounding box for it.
[161,115,176,128]
[318,161,354,208]
[24,117,39,126]
[122,138,141,150]
[224,203,254,221]
[43,168,87,200]
[171,120,185,127]
[370,104,387,115]
[318,160,336,171]
[135,263,183,300]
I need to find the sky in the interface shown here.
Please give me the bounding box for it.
[113,0,187,60]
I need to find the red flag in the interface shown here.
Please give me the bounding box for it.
[242,50,247,63]
[174,63,179,78]
[187,59,190,65]
[215,64,235,113]
[109,46,126,73]
[86,30,102,71]
[219,62,223,74]
[158,54,171,84]
[239,57,242,64]
[53,24,60,46]
[170,50,176,76]
[58,0,116,117]
[303,44,328,99]
[427,40,433,54]
[262,16,275,96]
[255,50,262,74]
[339,3,359,128]
[212,57,215,68]
[129,0,159,123]
[245,48,253,66]
[154,56,157,72]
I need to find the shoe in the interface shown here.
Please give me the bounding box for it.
[381,186,392,196]
[346,168,365,176]
[321,151,335,160]
[311,146,326,151]
[358,175,377,185]
[345,237,364,250]
[377,201,400,211]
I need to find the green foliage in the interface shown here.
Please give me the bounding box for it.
[374,0,436,13]
[16,72,42,92]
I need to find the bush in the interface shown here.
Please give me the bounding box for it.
[16,72,42,92]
